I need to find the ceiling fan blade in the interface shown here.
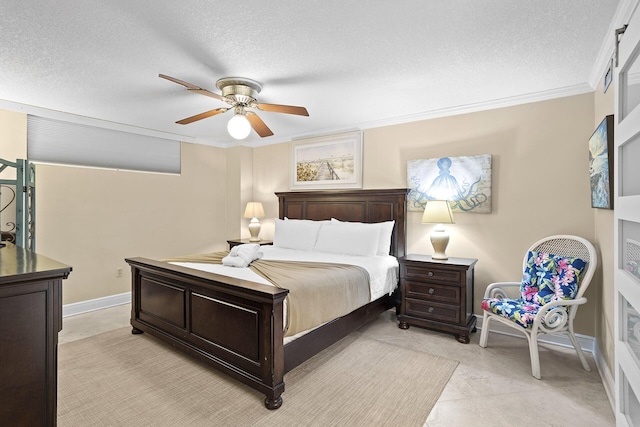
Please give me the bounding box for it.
[176,108,228,125]
[159,74,224,101]
[256,103,309,116]
[246,112,274,137]
[188,88,225,101]
[159,73,200,89]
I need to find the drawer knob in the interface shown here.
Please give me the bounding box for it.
[428,288,435,294]
[428,307,434,313]
[428,271,434,277]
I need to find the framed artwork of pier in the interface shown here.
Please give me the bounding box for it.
[290,130,363,190]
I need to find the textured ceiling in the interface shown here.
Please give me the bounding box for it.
[0,0,621,147]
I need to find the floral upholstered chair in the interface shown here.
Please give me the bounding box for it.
[479,235,598,379]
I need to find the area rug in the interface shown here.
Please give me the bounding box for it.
[58,327,457,426]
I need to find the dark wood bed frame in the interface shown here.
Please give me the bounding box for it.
[126,188,407,409]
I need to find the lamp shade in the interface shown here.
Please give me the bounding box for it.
[243,202,265,219]
[421,200,455,224]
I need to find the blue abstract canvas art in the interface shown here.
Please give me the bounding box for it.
[589,115,614,209]
[407,154,492,213]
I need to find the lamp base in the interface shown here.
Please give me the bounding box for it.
[248,219,261,242]
[430,228,449,260]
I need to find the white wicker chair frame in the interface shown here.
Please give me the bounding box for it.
[478,235,598,379]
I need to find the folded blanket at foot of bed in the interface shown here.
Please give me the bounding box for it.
[162,251,371,337]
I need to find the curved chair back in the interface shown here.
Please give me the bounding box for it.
[522,235,598,299]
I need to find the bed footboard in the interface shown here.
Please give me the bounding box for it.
[126,257,289,409]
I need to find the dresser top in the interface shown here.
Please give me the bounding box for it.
[0,243,72,285]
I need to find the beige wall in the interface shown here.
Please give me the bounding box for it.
[226,146,254,241]
[0,110,27,230]
[37,142,229,304]
[253,141,289,239]
[254,93,599,335]
[0,110,27,165]
[594,77,615,375]
[0,110,230,304]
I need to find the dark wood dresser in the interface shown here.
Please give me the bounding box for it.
[0,243,72,426]
[398,254,477,343]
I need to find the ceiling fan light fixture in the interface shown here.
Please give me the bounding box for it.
[227,112,252,140]
[161,74,308,139]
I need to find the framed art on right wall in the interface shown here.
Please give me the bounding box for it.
[589,114,614,209]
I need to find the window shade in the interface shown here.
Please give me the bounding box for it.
[27,116,181,174]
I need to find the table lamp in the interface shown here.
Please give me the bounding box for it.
[422,200,455,260]
[243,202,265,241]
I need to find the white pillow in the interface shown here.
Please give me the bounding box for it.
[330,218,395,256]
[314,223,380,256]
[273,218,322,251]
[284,217,330,224]
[377,221,395,256]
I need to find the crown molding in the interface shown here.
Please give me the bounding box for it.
[354,83,594,131]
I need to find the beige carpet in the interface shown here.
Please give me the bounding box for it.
[58,327,457,426]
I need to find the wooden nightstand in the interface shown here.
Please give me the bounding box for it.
[397,254,477,343]
[227,239,273,249]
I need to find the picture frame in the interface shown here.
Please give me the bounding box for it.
[290,130,363,190]
[589,115,614,209]
[407,154,492,213]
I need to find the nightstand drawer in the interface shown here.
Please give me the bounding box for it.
[404,280,460,304]
[402,264,461,285]
[405,298,460,324]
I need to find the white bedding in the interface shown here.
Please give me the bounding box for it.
[170,244,399,343]
[171,246,399,301]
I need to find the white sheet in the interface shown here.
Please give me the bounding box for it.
[171,246,399,301]
[171,247,398,343]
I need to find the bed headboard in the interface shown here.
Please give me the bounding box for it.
[275,189,408,258]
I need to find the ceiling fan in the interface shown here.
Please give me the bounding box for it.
[159,74,309,139]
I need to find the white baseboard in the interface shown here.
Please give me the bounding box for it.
[592,338,616,413]
[475,314,595,351]
[62,292,131,317]
[475,314,615,414]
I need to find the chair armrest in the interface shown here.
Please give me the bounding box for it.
[537,297,588,313]
[484,281,521,299]
[534,297,588,332]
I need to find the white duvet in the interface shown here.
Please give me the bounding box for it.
[171,245,399,301]
[171,246,398,342]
